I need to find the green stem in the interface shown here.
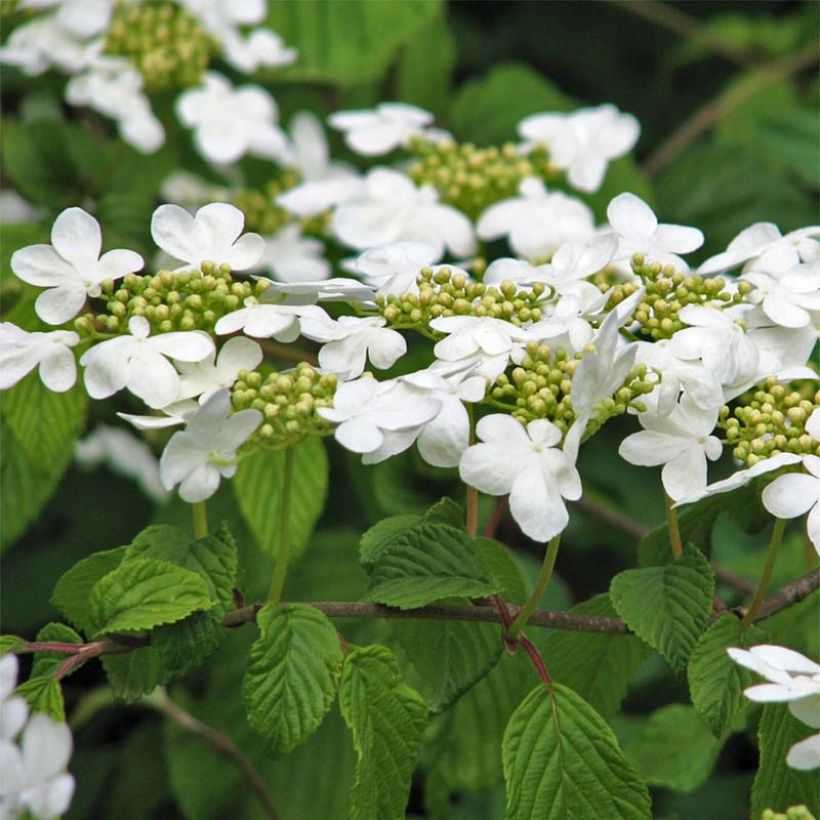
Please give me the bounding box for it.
[508,535,561,639]
[742,517,786,628]
[192,502,208,539]
[267,447,295,604]
[664,492,683,559]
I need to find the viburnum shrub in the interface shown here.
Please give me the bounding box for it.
[0,2,818,819]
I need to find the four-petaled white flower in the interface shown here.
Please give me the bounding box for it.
[344,241,441,297]
[160,389,262,502]
[0,323,80,392]
[728,644,820,771]
[477,178,595,259]
[329,103,436,156]
[214,299,325,342]
[80,316,214,408]
[299,314,406,379]
[11,207,143,325]
[252,224,330,283]
[176,72,291,165]
[742,259,820,330]
[331,168,475,257]
[460,415,582,542]
[177,336,263,403]
[518,104,640,193]
[761,455,820,555]
[151,203,264,272]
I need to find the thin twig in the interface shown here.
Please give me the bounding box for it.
[714,564,757,597]
[736,568,820,624]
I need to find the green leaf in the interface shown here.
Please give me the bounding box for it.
[339,645,428,820]
[502,684,651,820]
[243,603,343,756]
[476,538,529,602]
[16,676,65,721]
[687,615,768,737]
[0,636,25,656]
[624,704,722,792]
[234,437,328,560]
[365,523,499,609]
[31,623,83,678]
[752,703,820,819]
[152,611,224,678]
[611,544,715,672]
[265,0,439,86]
[88,558,212,637]
[359,514,421,570]
[543,594,652,717]
[51,546,128,635]
[424,497,464,529]
[102,647,168,703]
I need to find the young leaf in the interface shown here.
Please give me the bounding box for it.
[0,636,26,656]
[243,603,343,756]
[366,524,499,609]
[687,615,768,737]
[15,676,65,722]
[623,705,722,793]
[424,497,464,529]
[88,559,212,637]
[31,623,83,678]
[339,645,428,820]
[502,684,651,820]
[359,514,422,570]
[610,544,715,672]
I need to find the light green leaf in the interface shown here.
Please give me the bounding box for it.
[359,514,421,570]
[543,594,652,717]
[365,523,499,609]
[234,437,328,560]
[0,635,26,656]
[88,558,212,637]
[624,704,722,792]
[503,683,651,820]
[339,645,428,820]
[687,615,768,737]
[243,603,343,756]
[611,544,715,672]
[423,497,464,529]
[752,703,819,819]
[31,623,83,678]
[16,676,65,721]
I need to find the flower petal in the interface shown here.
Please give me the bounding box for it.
[762,473,819,519]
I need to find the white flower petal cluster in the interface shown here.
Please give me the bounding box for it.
[0,655,75,820]
[742,256,820,330]
[176,336,263,403]
[728,644,820,771]
[257,278,376,306]
[11,207,143,325]
[518,104,640,193]
[0,324,80,393]
[344,242,441,297]
[160,389,261,502]
[761,455,820,555]
[252,224,330,283]
[214,300,324,342]
[328,103,435,156]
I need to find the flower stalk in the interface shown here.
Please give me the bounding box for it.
[508,534,561,640]
[742,517,787,628]
[664,491,683,559]
[192,501,209,539]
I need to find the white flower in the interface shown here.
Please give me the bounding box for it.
[528,288,607,353]
[11,207,143,325]
[80,316,214,408]
[762,455,820,555]
[544,234,620,292]
[288,111,358,185]
[618,395,722,501]
[482,258,552,289]
[159,389,261,503]
[331,168,475,257]
[214,299,325,342]
[328,103,434,156]
[151,203,264,272]
[221,28,296,74]
[0,324,79,392]
[20,0,112,38]
[606,193,703,267]
[728,644,820,771]
[0,15,88,76]
[276,175,365,219]
[460,415,581,542]
[176,336,263,403]
[251,224,330,283]
[344,241,441,297]
[176,73,290,165]
[477,178,595,259]
[0,191,42,224]
[257,278,376,306]
[518,104,640,193]
[117,401,198,431]
[0,656,28,742]
[742,260,820,330]
[299,314,406,379]
[75,424,168,503]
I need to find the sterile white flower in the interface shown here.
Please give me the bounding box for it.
[728,644,820,771]
[257,278,376,306]
[528,286,613,353]
[331,168,475,257]
[606,193,704,267]
[545,234,620,291]
[482,258,552,289]
[477,178,595,259]
[176,73,290,165]
[761,455,820,555]
[808,408,820,440]
[276,175,365,219]
[288,111,358,185]
[460,415,582,542]
[329,103,435,156]
[20,0,112,38]
[0,656,28,742]
[221,28,296,74]
[518,104,640,193]
[0,14,89,76]
[11,207,143,325]
[0,324,79,392]
[117,400,198,431]
[159,389,261,503]
[742,260,820,329]
[214,299,325,342]
[176,336,263,403]
[80,316,214,408]
[344,241,441,297]
[299,314,406,379]
[252,224,330,283]
[151,203,264,272]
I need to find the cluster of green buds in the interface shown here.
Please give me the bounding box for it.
[232,172,302,236]
[74,263,268,337]
[407,137,558,219]
[719,377,820,466]
[104,0,214,93]
[379,267,547,330]
[231,362,337,447]
[761,806,816,820]
[629,254,749,341]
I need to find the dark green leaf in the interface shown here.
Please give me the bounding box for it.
[359,514,421,570]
